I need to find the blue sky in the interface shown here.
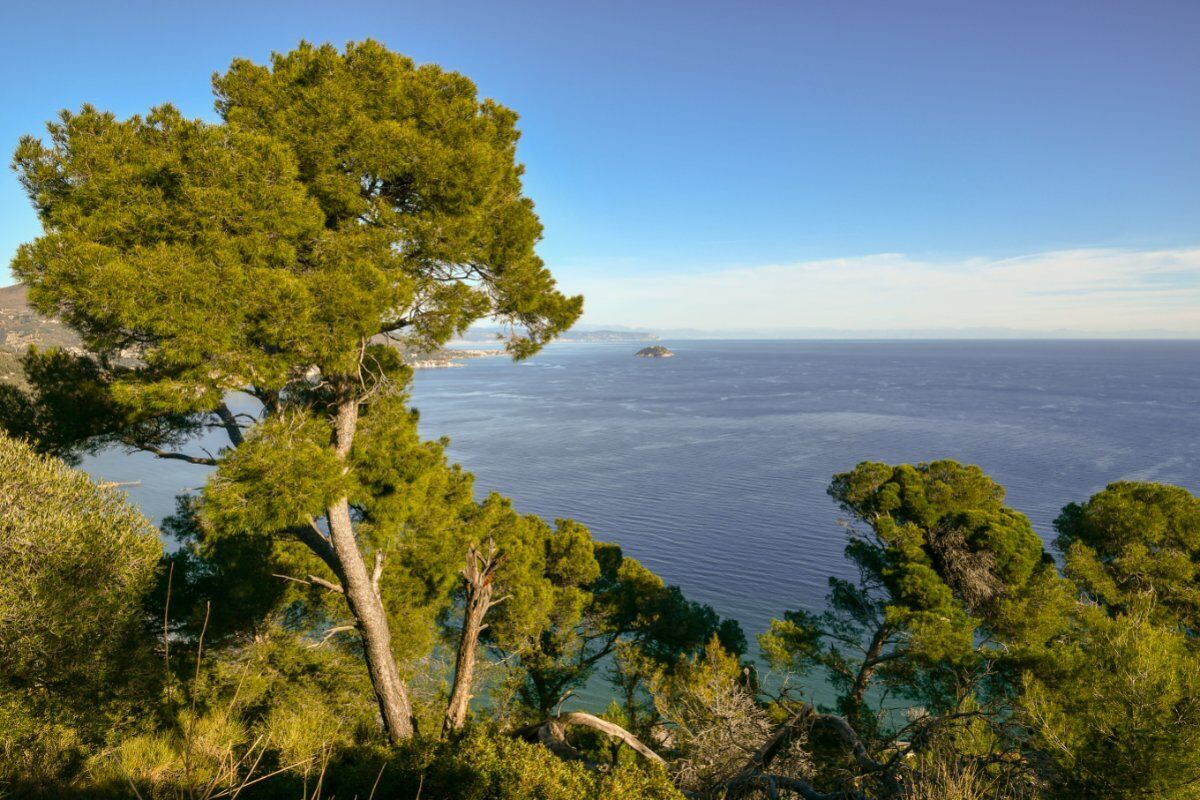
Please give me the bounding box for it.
[2,1,1198,333]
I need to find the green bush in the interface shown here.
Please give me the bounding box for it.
[74,725,682,799]
[397,728,683,800]
[1022,606,1200,799]
[0,432,162,694]
[0,432,163,791]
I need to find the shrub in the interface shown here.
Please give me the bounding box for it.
[0,432,162,694]
[415,729,683,800]
[0,432,163,791]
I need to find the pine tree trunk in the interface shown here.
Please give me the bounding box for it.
[325,397,416,742]
[846,622,890,732]
[443,541,504,736]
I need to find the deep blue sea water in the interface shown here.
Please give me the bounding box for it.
[84,340,1200,646]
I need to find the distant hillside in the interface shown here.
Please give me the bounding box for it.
[457,326,659,343]
[561,329,660,342]
[0,284,81,386]
[0,284,513,384]
[0,283,28,310]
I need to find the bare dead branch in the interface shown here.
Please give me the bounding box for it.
[690,705,886,800]
[512,711,666,767]
[372,551,385,597]
[272,573,344,595]
[309,625,357,649]
[443,539,507,736]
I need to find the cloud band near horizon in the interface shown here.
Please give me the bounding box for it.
[564,248,1200,336]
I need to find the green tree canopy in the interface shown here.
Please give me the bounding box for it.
[486,527,745,718]
[761,460,1061,733]
[13,41,579,401]
[1021,604,1200,799]
[158,393,740,732]
[1055,481,1200,635]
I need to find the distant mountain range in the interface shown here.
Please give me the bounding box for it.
[641,326,1198,340]
[456,326,659,343]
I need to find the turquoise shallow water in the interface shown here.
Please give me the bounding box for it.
[83,339,1200,651]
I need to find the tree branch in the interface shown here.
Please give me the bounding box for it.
[310,625,356,649]
[444,540,506,736]
[379,317,411,335]
[809,709,885,773]
[309,575,345,594]
[371,551,384,597]
[272,573,344,595]
[511,711,666,766]
[133,444,218,466]
[692,705,886,800]
[214,401,245,447]
[247,386,281,416]
[287,518,344,582]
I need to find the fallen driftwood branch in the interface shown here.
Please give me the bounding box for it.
[512,711,666,767]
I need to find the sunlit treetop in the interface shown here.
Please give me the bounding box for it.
[1055,481,1200,635]
[11,39,581,424]
[761,460,1064,730]
[828,460,1049,621]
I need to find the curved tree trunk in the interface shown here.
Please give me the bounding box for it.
[326,496,415,741]
[846,622,890,730]
[324,396,416,742]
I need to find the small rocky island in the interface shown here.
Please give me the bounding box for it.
[635,345,675,358]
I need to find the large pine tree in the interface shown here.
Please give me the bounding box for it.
[8,40,582,741]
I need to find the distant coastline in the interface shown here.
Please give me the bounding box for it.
[4,277,1194,388]
[455,326,659,343]
[407,348,507,369]
[0,283,665,379]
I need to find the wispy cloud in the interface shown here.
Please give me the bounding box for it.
[567,248,1200,335]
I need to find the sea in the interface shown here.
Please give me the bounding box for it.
[83,340,1200,652]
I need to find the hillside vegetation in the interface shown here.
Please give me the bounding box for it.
[0,284,79,386]
[2,39,1197,800]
